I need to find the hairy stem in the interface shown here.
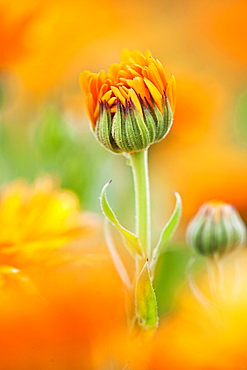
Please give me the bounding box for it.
[129,149,151,259]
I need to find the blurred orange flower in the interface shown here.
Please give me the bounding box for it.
[0,177,98,268]
[150,249,247,370]
[0,255,127,370]
[0,2,38,69]
[0,177,129,370]
[165,76,216,145]
[205,0,247,67]
[151,72,247,228]
[0,0,125,94]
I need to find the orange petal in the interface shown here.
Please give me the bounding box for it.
[126,67,141,78]
[111,86,126,106]
[147,63,164,94]
[96,70,106,92]
[122,49,146,66]
[132,77,148,100]
[170,74,176,113]
[85,93,96,127]
[108,63,121,81]
[143,78,163,111]
[108,97,117,106]
[101,89,113,102]
[141,66,149,79]
[118,86,129,99]
[145,50,152,59]
[89,76,98,99]
[93,103,100,123]
[128,88,143,117]
[166,75,176,114]
[119,70,131,79]
[98,84,109,102]
[79,70,94,94]
[153,59,168,87]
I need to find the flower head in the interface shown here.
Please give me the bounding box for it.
[186,200,246,256]
[79,50,176,153]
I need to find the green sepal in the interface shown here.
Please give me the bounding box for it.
[153,102,165,141]
[152,192,182,262]
[96,102,122,153]
[151,97,173,142]
[112,100,132,152]
[100,181,143,256]
[142,104,157,143]
[131,102,151,149]
[162,96,173,136]
[135,261,158,329]
[125,101,150,151]
[125,106,139,151]
[187,210,205,255]
[199,216,215,255]
[228,210,246,250]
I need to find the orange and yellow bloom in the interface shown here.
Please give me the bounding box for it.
[0,177,98,268]
[80,50,176,153]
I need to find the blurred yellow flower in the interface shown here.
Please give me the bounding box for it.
[0,177,98,267]
[0,178,128,370]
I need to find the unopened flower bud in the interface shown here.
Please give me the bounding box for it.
[186,201,246,256]
[79,50,175,154]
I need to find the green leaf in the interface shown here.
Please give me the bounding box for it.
[135,261,158,328]
[100,181,142,256]
[152,192,182,262]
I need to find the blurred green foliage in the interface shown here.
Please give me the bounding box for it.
[0,106,131,212]
[155,245,191,316]
[235,90,247,147]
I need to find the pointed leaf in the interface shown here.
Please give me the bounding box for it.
[100,181,142,256]
[135,261,158,328]
[152,192,182,261]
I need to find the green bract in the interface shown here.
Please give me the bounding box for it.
[95,96,173,154]
[186,201,246,257]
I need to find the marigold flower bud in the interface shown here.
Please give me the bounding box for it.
[79,50,176,153]
[186,201,246,256]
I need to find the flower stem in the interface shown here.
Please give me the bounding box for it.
[129,149,151,259]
